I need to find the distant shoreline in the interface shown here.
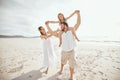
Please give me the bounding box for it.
[0,38,120,44]
[0,35,120,44]
[0,35,39,38]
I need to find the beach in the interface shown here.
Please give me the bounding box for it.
[0,38,120,80]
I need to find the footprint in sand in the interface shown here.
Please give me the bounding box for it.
[8,65,23,73]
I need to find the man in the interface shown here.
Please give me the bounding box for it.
[45,10,81,80]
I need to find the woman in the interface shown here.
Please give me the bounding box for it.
[38,23,59,74]
[48,10,81,31]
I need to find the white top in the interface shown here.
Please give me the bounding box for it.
[61,30,76,51]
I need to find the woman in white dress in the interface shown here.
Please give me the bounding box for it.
[38,22,59,74]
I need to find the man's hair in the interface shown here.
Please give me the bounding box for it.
[61,22,69,27]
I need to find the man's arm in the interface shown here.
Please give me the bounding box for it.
[58,31,63,47]
[74,10,81,31]
[45,21,53,34]
[45,21,61,38]
[45,22,63,46]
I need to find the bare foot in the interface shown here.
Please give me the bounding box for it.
[58,70,62,75]
[68,78,73,80]
[43,70,48,74]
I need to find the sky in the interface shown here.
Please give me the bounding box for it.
[0,0,120,40]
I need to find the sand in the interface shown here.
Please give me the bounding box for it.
[0,38,120,80]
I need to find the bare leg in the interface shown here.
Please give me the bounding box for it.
[69,67,74,80]
[43,67,49,74]
[58,63,64,75]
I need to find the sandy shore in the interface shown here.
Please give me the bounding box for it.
[0,38,120,80]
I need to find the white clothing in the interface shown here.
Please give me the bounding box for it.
[42,38,56,67]
[61,30,76,51]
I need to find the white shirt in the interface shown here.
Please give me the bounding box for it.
[61,30,76,51]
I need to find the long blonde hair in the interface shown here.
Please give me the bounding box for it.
[58,13,66,23]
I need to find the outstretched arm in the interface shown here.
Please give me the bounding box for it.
[74,10,81,31]
[45,22,63,46]
[48,21,59,24]
[45,21,60,37]
[40,34,52,39]
[66,10,76,20]
[45,21,53,34]
[47,10,77,24]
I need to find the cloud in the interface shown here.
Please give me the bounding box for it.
[0,0,120,38]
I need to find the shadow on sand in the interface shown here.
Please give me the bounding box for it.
[12,69,68,80]
[12,69,42,80]
[46,72,59,80]
[46,72,68,80]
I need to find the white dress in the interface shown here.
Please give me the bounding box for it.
[42,38,56,68]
